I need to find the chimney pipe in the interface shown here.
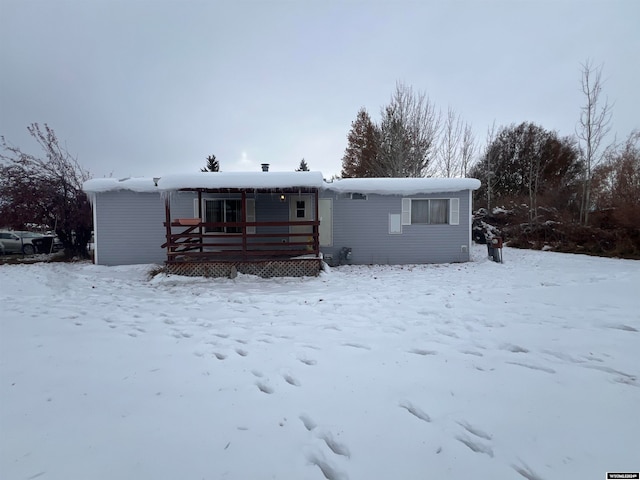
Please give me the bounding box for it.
[261,163,269,172]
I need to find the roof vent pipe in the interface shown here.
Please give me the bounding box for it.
[261,163,269,172]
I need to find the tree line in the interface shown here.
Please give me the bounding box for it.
[339,63,638,256]
[341,82,475,179]
[1,61,636,258]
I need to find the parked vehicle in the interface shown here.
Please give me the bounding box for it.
[0,230,60,255]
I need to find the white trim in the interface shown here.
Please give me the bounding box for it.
[92,195,99,264]
[468,190,473,256]
[389,213,402,234]
[449,198,460,225]
[193,198,200,218]
[319,198,333,247]
[401,198,412,225]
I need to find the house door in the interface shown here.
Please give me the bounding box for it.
[289,194,313,246]
[319,198,333,247]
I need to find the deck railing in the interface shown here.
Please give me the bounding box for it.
[162,219,320,263]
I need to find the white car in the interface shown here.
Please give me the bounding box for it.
[0,231,53,255]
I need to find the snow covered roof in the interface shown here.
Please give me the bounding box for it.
[83,177,158,193]
[324,177,481,195]
[156,171,325,191]
[84,173,481,195]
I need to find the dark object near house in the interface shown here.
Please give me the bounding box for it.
[31,236,54,253]
[487,237,503,263]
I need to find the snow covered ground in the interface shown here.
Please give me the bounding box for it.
[1,246,638,480]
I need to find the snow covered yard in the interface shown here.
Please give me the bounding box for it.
[1,246,638,480]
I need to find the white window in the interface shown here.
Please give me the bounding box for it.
[401,198,459,225]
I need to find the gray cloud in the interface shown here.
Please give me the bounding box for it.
[1,0,638,179]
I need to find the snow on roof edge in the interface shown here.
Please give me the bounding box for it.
[83,174,481,195]
[83,177,158,193]
[157,171,325,191]
[323,177,481,195]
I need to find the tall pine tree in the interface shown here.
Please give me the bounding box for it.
[341,107,379,178]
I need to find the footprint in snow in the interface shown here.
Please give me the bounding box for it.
[456,434,494,457]
[506,361,556,374]
[408,348,437,356]
[501,343,529,353]
[607,324,638,332]
[511,461,545,480]
[213,352,227,360]
[299,414,317,431]
[457,420,492,440]
[298,357,317,366]
[306,452,348,480]
[283,373,300,386]
[342,342,371,350]
[399,400,431,422]
[319,431,351,458]
[235,348,248,357]
[256,381,274,394]
[460,350,483,357]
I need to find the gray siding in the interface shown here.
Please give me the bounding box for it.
[93,191,166,266]
[93,188,471,266]
[320,190,472,265]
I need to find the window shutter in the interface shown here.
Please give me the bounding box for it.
[449,198,460,225]
[401,198,412,225]
[246,198,256,234]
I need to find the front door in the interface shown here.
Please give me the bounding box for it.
[289,194,313,247]
[319,198,333,247]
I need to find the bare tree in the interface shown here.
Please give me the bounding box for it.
[375,82,441,177]
[577,60,613,225]
[484,121,497,212]
[436,106,463,177]
[460,122,476,177]
[0,123,92,257]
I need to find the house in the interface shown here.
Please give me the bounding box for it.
[83,171,480,277]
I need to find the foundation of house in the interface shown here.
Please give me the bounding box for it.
[165,258,323,278]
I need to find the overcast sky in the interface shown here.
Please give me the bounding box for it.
[1,0,638,179]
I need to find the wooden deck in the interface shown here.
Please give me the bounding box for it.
[162,188,322,277]
[162,220,320,264]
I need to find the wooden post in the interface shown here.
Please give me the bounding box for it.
[241,192,247,261]
[314,189,320,256]
[198,190,203,253]
[164,196,172,262]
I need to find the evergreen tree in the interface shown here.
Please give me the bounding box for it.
[296,158,309,171]
[341,107,379,178]
[201,154,219,172]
